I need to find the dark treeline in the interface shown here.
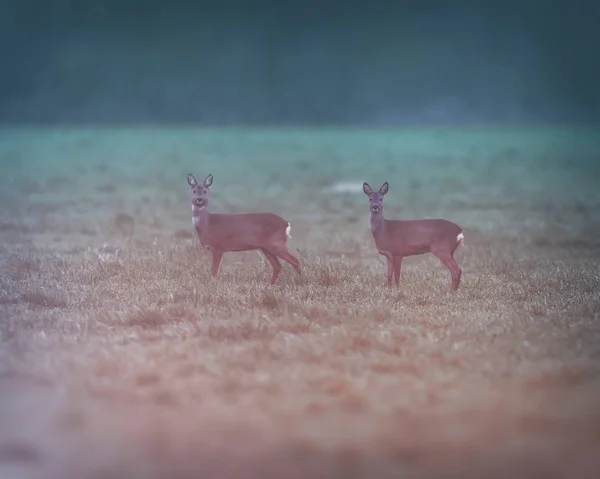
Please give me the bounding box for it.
[1,0,598,125]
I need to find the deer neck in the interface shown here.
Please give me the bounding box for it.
[370,211,385,239]
[192,206,210,237]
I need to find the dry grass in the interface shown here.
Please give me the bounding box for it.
[1,126,600,478]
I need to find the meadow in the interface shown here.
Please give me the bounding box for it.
[1,126,600,478]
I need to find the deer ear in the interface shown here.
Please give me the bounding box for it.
[188,174,198,187]
[379,182,389,195]
[203,174,213,188]
[363,182,373,195]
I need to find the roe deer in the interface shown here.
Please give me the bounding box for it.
[188,173,301,284]
[363,181,464,291]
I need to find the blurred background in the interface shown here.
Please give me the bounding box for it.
[1,0,599,126]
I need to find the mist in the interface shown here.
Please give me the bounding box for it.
[1,0,598,125]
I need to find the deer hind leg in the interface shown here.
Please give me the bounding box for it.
[260,248,282,284]
[393,256,403,288]
[432,250,462,291]
[278,248,302,276]
[279,226,302,276]
[262,227,302,277]
[269,242,301,276]
[210,250,224,278]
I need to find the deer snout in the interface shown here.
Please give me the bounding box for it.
[194,198,205,206]
[371,204,380,212]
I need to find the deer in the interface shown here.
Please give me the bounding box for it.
[187,173,302,284]
[363,181,464,291]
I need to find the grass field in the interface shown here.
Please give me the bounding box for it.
[1,126,600,478]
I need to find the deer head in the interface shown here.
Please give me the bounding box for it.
[188,173,213,212]
[363,181,389,215]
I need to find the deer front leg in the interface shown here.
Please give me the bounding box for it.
[393,256,403,288]
[379,251,394,288]
[210,249,224,278]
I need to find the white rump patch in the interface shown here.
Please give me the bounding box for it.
[457,232,464,245]
[286,222,292,239]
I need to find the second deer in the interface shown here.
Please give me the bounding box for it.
[363,181,464,291]
[188,173,301,284]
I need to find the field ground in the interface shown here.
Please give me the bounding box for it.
[1,126,600,478]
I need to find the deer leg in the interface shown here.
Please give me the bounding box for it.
[449,253,462,290]
[433,250,462,291]
[393,256,403,288]
[377,251,393,288]
[260,248,283,284]
[210,250,224,278]
[385,254,394,288]
[271,245,302,276]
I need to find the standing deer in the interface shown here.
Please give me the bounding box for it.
[188,173,301,284]
[363,181,464,291]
